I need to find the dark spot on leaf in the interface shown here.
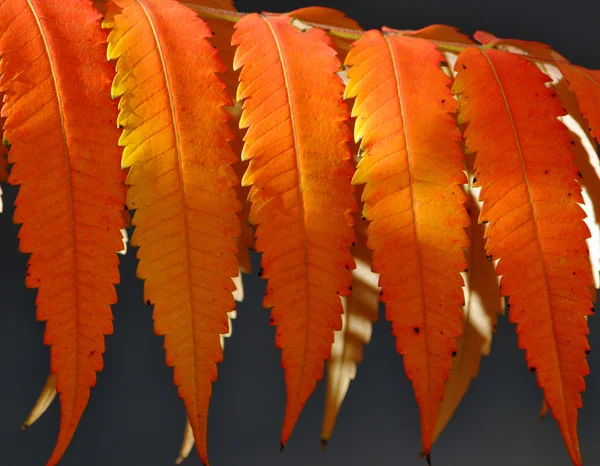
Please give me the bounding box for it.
[379,290,383,296]
[89,350,96,357]
[570,140,576,145]
[544,170,549,174]
[472,177,477,183]
[530,366,536,372]
[352,242,356,247]
[441,99,446,103]
[414,327,420,334]
[118,124,124,129]
[486,255,493,262]
[348,286,352,291]
[146,300,151,305]
[461,64,467,69]
[578,172,583,178]
[585,349,591,355]
[452,351,457,357]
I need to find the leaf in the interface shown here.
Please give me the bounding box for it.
[285,7,362,30]
[22,374,58,430]
[0,1,125,463]
[432,161,503,444]
[104,0,240,463]
[345,31,469,456]
[321,194,380,448]
[176,419,195,465]
[453,47,593,466]
[383,24,475,45]
[232,13,356,447]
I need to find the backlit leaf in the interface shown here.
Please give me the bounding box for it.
[0,1,125,463]
[345,30,469,456]
[453,47,593,466]
[232,13,356,447]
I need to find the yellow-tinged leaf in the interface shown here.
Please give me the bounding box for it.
[345,31,469,456]
[23,374,58,430]
[286,6,361,30]
[321,196,380,447]
[232,13,356,447]
[432,161,503,444]
[0,1,125,463]
[176,419,195,465]
[453,47,593,466]
[104,0,240,463]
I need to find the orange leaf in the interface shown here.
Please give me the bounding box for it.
[105,0,240,464]
[345,31,469,456]
[453,47,593,466]
[232,13,356,447]
[0,1,125,464]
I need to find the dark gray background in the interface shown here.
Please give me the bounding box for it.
[2,0,600,465]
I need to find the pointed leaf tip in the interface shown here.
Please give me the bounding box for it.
[280,442,285,452]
